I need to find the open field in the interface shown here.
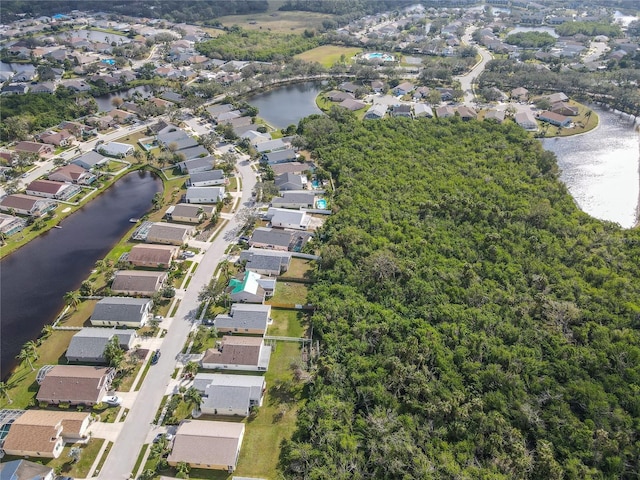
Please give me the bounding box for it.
[216,10,336,34]
[295,45,362,67]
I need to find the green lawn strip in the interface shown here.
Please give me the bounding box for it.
[227,177,238,190]
[170,300,181,317]
[135,358,153,392]
[93,440,112,475]
[267,308,306,338]
[295,45,362,67]
[132,443,150,477]
[116,356,145,392]
[266,282,309,305]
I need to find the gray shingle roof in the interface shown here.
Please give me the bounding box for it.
[249,227,293,248]
[214,303,271,332]
[239,250,290,274]
[91,297,150,324]
[65,328,134,361]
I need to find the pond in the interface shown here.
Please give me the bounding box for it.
[247,81,324,129]
[94,85,154,112]
[0,171,162,379]
[541,106,639,228]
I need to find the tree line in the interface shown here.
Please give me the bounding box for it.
[279,111,640,479]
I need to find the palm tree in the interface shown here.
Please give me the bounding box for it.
[41,324,54,339]
[17,347,36,371]
[183,361,199,378]
[183,387,202,413]
[176,461,190,477]
[24,340,40,353]
[584,109,593,128]
[68,446,82,464]
[64,290,81,310]
[0,381,12,404]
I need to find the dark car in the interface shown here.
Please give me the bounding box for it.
[151,349,161,365]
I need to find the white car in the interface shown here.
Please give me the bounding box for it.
[102,395,122,406]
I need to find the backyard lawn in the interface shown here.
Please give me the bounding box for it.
[295,45,362,67]
[267,308,307,337]
[267,282,309,305]
[282,258,313,279]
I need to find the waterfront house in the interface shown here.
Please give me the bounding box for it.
[515,111,538,131]
[185,186,225,204]
[127,244,179,268]
[25,179,81,201]
[0,213,26,236]
[1,410,91,458]
[339,98,367,111]
[538,110,571,127]
[0,194,56,216]
[201,336,272,371]
[167,420,245,472]
[187,169,226,187]
[66,328,136,363]
[167,203,214,223]
[255,138,289,153]
[146,222,193,245]
[90,297,152,328]
[179,156,214,174]
[249,227,294,251]
[238,249,291,276]
[212,303,271,335]
[551,101,579,116]
[197,374,266,416]
[271,191,315,209]
[111,270,168,296]
[48,164,95,185]
[36,364,116,405]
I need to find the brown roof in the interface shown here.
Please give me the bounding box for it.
[111,270,167,294]
[270,162,312,176]
[168,420,244,467]
[49,164,86,181]
[0,193,41,210]
[128,244,178,265]
[26,179,66,194]
[202,336,263,366]
[14,141,48,153]
[37,365,112,404]
[171,203,202,218]
[539,110,569,123]
[147,223,191,242]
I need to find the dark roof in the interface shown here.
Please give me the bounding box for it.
[91,297,150,323]
[249,227,293,248]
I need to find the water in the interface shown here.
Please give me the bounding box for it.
[509,26,559,38]
[541,106,639,228]
[614,11,637,27]
[316,199,327,209]
[247,81,323,129]
[0,171,161,379]
[95,85,153,112]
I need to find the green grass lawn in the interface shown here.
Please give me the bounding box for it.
[282,258,314,279]
[295,45,362,67]
[268,308,307,337]
[216,9,336,34]
[227,176,238,191]
[56,300,97,328]
[267,282,309,305]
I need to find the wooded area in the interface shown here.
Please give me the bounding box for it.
[280,111,640,479]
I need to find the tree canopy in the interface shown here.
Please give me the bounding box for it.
[280,114,640,479]
[505,31,557,48]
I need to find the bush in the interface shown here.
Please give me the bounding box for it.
[58,402,70,409]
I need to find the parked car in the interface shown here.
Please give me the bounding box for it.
[239,236,250,243]
[153,432,174,443]
[151,349,161,365]
[102,395,122,406]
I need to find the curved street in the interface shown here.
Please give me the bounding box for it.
[456,27,493,106]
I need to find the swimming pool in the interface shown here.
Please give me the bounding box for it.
[101,59,116,65]
[312,180,320,188]
[363,52,395,62]
[316,199,327,209]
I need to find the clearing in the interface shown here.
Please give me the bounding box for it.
[295,45,362,67]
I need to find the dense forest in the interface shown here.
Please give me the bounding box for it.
[0,0,268,23]
[280,111,640,479]
[196,29,319,61]
[554,21,622,38]
[504,31,557,48]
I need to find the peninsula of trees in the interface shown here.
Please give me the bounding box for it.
[280,111,640,479]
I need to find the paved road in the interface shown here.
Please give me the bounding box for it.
[456,27,493,106]
[96,157,256,480]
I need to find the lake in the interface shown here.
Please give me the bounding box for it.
[247,81,324,129]
[542,106,639,228]
[0,171,162,379]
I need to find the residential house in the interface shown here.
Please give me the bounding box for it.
[2,410,91,458]
[111,270,168,296]
[515,111,538,131]
[551,101,579,116]
[436,105,455,118]
[66,328,136,363]
[326,90,355,102]
[393,82,415,96]
[266,208,311,230]
[412,86,431,100]
[457,106,477,121]
[484,109,506,123]
[436,88,455,101]
[62,79,91,92]
[212,304,271,336]
[0,459,54,480]
[37,365,116,405]
[391,104,413,118]
[157,129,197,151]
[1,84,29,95]
[167,420,245,472]
[271,191,315,209]
[262,149,297,165]
[168,203,215,223]
[39,130,75,147]
[364,104,388,119]
[25,179,81,201]
[270,162,310,176]
[197,374,266,416]
[201,336,272,371]
[511,87,529,101]
[185,186,225,204]
[146,222,193,245]
[275,172,306,192]
[0,194,56,217]
[255,138,289,153]
[238,249,292,276]
[14,141,52,158]
[0,213,26,236]
[339,81,360,94]
[414,103,434,118]
[538,110,571,127]
[187,170,226,187]
[127,244,179,268]
[545,92,569,104]
[241,130,271,145]
[109,108,136,124]
[48,164,95,185]
[206,104,234,120]
[371,80,385,93]
[227,271,272,304]
[72,151,108,170]
[339,98,367,111]
[179,156,214,174]
[90,297,152,328]
[99,142,133,158]
[249,227,294,251]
